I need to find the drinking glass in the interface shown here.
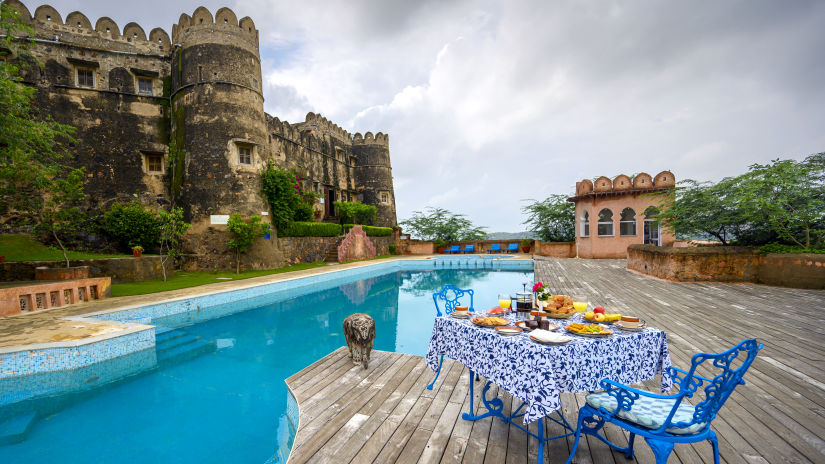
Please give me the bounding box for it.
[498,293,512,311]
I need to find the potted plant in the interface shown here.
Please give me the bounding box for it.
[314,210,322,220]
[131,245,144,258]
[520,239,532,253]
[532,281,551,305]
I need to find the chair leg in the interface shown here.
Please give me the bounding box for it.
[564,411,587,464]
[626,432,636,460]
[644,437,675,464]
[427,355,443,390]
[709,430,720,464]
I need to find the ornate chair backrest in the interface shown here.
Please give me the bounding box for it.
[671,338,762,429]
[432,284,474,316]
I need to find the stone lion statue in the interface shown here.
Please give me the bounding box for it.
[343,313,375,369]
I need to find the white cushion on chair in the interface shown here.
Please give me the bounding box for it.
[586,392,707,435]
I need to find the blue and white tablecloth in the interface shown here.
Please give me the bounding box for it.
[425,314,673,425]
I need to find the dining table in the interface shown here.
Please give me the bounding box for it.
[425,311,673,460]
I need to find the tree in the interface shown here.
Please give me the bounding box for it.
[260,164,317,230]
[0,3,76,217]
[37,168,86,267]
[399,207,487,242]
[158,207,190,282]
[651,178,752,245]
[521,195,575,242]
[739,153,825,249]
[227,214,268,274]
[334,201,377,225]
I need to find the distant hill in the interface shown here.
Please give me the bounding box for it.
[486,231,536,240]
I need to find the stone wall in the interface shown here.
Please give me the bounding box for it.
[534,242,576,258]
[279,236,340,264]
[627,245,825,289]
[758,254,825,289]
[0,257,167,283]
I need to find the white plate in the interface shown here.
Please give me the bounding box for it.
[450,312,472,319]
[614,321,646,331]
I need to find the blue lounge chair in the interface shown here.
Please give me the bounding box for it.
[462,244,475,254]
[565,338,763,464]
[504,243,518,253]
[428,284,474,390]
[487,244,501,253]
[444,245,460,254]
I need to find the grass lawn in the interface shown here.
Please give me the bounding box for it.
[111,262,329,297]
[0,234,130,262]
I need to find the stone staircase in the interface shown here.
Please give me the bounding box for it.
[154,327,216,367]
[323,237,344,263]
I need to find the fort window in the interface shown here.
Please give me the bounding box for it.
[380,192,389,204]
[238,146,252,165]
[76,68,94,88]
[253,78,258,89]
[142,153,164,173]
[198,66,203,81]
[342,192,348,202]
[138,77,153,95]
[597,209,614,237]
[620,208,637,236]
[581,211,590,237]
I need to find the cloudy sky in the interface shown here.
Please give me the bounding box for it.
[23,0,825,232]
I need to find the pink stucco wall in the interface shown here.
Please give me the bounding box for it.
[574,194,675,258]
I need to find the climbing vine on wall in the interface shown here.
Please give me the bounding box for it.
[261,163,311,230]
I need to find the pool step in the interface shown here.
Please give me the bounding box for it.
[0,411,36,445]
[155,329,216,367]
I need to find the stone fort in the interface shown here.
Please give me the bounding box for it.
[3,1,397,250]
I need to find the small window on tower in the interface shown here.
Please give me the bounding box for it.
[138,77,153,95]
[380,192,389,204]
[238,146,252,165]
[77,68,94,88]
[143,153,164,173]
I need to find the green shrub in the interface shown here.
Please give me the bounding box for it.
[389,244,397,255]
[280,221,341,237]
[103,202,160,251]
[758,243,825,255]
[261,164,311,230]
[293,202,314,222]
[334,201,377,224]
[343,224,393,236]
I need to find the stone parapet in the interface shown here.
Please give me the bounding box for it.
[1,257,168,283]
[534,242,576,258]
[627,244,825,289]
[1,276,111,317]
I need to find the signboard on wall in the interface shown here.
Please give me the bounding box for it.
[210,215,229,225]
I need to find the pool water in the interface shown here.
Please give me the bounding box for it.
[0,268,532,463]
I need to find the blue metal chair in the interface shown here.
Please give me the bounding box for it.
[565,338,763,464]
[428,284,474,390]
[444,245,460,254]
[504,243,518,253]
[487,244,501,253]
[462,244,475,254]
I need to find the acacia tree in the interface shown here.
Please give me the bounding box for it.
[0,3,76,218]
[521,195,575,242]
[227,214,268,274]
[158,207,190,281]
[37,168,85,267]
[739,153,825,249]
[399,207,487,243]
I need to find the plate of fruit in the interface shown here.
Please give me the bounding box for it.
[565,323,613,337]
[583,306,621,324]
[471,316,510,327]
[487,306,509,316]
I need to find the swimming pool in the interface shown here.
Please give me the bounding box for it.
[0,263,533,463]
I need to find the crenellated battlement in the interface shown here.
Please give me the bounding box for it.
[172,6,258,50]
[575,170,675,196]
[4,1,171,55]
[268,112,389,149]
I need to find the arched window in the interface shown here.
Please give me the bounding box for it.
[597,209,613,236]
[644,206,660,220]
[620,207,636,236]
[581,211,589,237]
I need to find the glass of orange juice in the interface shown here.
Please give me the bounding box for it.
[572,299,588,312]
[498,294,512,311]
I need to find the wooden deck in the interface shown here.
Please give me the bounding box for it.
[285,257,825,463]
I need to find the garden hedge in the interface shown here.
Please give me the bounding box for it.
[279,221,342,237]
[343,224,393,237]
